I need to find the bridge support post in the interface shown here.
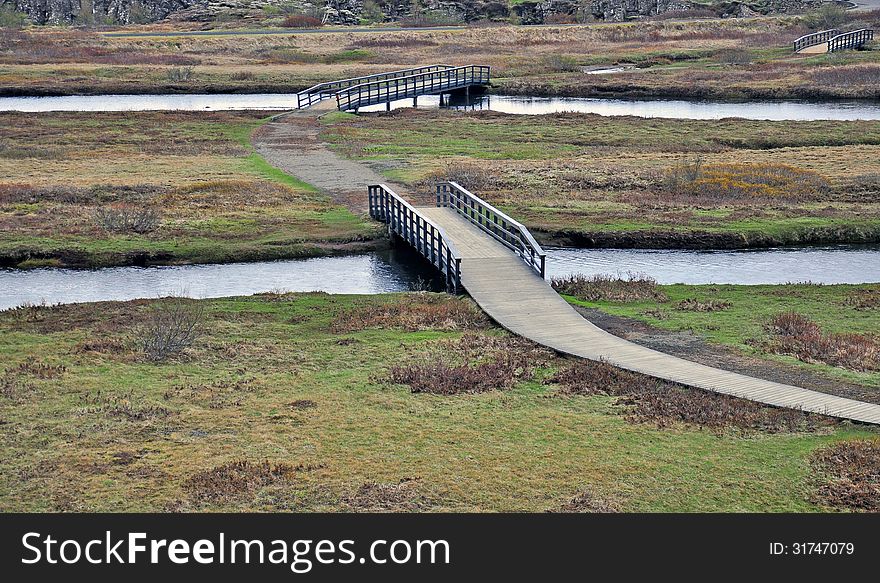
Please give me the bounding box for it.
[385,101,391,112]
[413,96,418,107]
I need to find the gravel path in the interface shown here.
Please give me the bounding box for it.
[252,105,406,213]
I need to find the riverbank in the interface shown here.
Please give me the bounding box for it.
[0,110,383,269]
[2,17,879,101]
[1,291,875,512]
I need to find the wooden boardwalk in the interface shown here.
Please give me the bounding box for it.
[413,206,880,426]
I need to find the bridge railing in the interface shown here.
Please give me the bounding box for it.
[369,183,462,293]
[436,181,546,279]
[828,29,874,53]
[296,65,453,109]
[793,29,839,52]
[337,65,491,111]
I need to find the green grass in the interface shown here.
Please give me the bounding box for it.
[563,283,880,388]
[0,292,875,512]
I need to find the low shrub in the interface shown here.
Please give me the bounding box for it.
[812,65,880,86]
[676,298,731,312]
[812,440,880,511]
[389,353,534,395]
[331,295,489,333]
[765,312,879,372]
[387,333,551,395]
[551,273,668,303]
[545,359,830,433]
[184,460,303,504]
[281,14,323,28]
[844,288,880,310]
[137,297,204,361]
[94,203,160,234]
[715,48,752,65]
[167,66,193,82]
[663,161,829,202]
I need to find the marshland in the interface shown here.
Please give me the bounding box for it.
[1,10,879,512]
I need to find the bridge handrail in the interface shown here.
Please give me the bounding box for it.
[368,183,462,292]
[296,64,454,109]
[437,181,546,279]
[828,28,874,53]
[793,28,839,52]
[336,65,491,111]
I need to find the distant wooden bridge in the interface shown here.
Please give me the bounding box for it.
[296,64,490,112]
[368,181,880,425]
[794,28,874,53]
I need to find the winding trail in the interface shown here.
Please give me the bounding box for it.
[253,107,880,425]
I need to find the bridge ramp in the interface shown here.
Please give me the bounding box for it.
[420,206,880,425]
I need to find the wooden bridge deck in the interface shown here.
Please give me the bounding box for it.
[418,206,880,425]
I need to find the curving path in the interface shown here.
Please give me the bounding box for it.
[255,106,880,425]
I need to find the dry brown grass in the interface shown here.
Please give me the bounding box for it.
[387,332,552,395]
[812,440,880,512]
[545,359,832,433]
[551,273,668,303]
[331,294,490,333]
[663,161,830,202]
[183,460,309,505]
[342,478,430,512]
[553,489,620,513]
[765,312,880,373]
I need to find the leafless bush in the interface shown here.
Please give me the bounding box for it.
[94,203,160,234]
[812,439,880,511]
[138,297,205,361]
[662,157,703,192]
[551,273,668,303]
[167,66,194,82]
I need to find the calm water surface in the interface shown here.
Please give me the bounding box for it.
[3,93,880,121]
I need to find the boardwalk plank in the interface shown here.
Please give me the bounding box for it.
[417,207,880,425]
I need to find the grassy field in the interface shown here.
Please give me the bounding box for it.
[320,109,880,247]
[1,291,876,513]
[0,111,380,268]
[1,16,879,99]
[561,282,880,389]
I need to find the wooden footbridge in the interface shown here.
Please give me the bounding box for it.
[296,64,490,111]
[368,181,880,425]
[794,28,874,53]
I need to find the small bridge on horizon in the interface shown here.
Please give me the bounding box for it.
[296,64,490,112]
[794,28,874,53]
[367,181,880,426]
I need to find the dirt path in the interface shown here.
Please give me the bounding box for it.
[252,105,407,213]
